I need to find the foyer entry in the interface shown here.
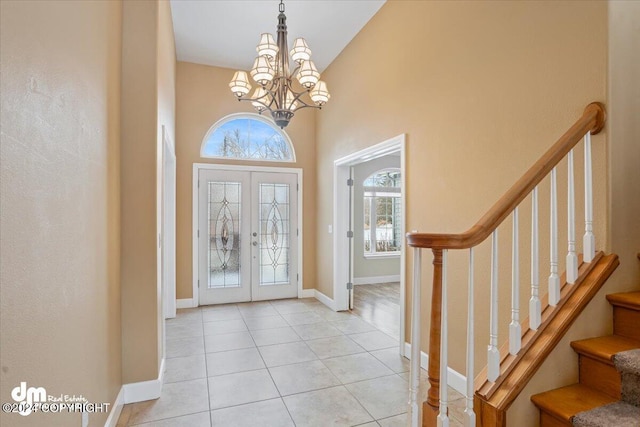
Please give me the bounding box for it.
[196,166,299,305]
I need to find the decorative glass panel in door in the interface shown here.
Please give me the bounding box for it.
[251,172,298,301]
[198,170,251,305]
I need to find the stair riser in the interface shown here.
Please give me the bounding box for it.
[613,306,640,341]
[579,355,622,399]
[540,412,572,427]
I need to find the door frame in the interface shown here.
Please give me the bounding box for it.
[333,134,406,351]
[162,127,177,319]
[192,163,304,306]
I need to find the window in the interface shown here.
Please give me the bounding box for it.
[363,169,401,256]
[201,114,295,162]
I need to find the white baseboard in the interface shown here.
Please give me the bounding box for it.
[299,289,315,298]
[123,358,165,404]
[353,275,401,285]
[314,290,336,311]
[176,298,195,309]
[103,386,124,427]
[403,342,466,395]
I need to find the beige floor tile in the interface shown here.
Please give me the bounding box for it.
[208,369,279,409]
[377,413,405,427]
[322,352,394,384]
[348,331,397,351]
[370,347,409,373]
[283,386,373,427]
[250,326,301,347]
[316,309,356,322]
[131,411,211,427]
[305,335,366,359]
[238,304,279,318]
[330,318,377,334]
[243,314,289,330]
[345,375,409,419]
[355,423,380,427]
[164,354,206,384]
[206,347,265,376]
[127,379,209,425]
[258,341,318,367]
[166,321,203,339]
[202,308,242,322]
[166,336,204,359]
[202,318,247,336]
[281,311,324,326]
[291,322,343,340]
[272,301,310,314]
[204,331,255,353]
[269,360,341,396]
[210,398,294,427]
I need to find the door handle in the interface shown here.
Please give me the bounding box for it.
[252,241,258,246]
[252,232,258,237]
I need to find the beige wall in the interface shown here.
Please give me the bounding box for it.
[316,1,609,425]
[121,0,176,384]
[509,2,640,424]
[175,61,317,300]
[0,1,123,426]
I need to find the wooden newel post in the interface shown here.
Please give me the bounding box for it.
[423,248,443,426]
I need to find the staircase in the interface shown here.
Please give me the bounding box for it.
[531,291,640,426]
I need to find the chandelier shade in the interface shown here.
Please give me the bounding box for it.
[229,0,330,128]
[229,71,252,97]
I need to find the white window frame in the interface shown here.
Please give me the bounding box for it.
[363,171,402,258]
[200,113,297,163]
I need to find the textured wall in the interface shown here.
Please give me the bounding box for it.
[175,61,317,301]
[0,1,123,425]
[315,1,608,425]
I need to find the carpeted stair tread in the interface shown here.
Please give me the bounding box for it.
[531,384,617,422]
[571,335,640,364]
[614,349,640,407]
[572,401,640,427]
[607,292,640,311]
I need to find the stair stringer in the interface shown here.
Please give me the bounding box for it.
[473,252,619,427]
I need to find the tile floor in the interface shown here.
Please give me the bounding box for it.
[117,298,466,426]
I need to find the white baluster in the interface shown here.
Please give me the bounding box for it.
[509,208,521,355]
[583,132,595,262]
[529,187,541,330]
[549,168,560,306]
[464,248,475,427]
[567,150,578,283]
[408,246,422,427]
[488,230,500,382]
[437,249,449,427]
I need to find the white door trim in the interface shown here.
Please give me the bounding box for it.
[333,134,407,352]
[192,163,304,306]
[162,128,177,319]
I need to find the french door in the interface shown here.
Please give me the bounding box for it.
[198,168,298,305]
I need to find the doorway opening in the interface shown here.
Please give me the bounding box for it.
[192,164,303,306]
[333,134,406,350]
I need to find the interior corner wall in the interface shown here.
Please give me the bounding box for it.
[174,61,317,302]
[120,0,161,384]
[315,2,608,426]
[353,155,401,280]
[0,1,123,426]
[508,3,640,424]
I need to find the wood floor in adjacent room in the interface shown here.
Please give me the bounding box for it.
[351,282,401,340]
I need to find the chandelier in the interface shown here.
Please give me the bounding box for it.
[228,0,330,128]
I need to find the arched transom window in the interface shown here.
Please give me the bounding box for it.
[201,114,295,162]
[363,169,402,255]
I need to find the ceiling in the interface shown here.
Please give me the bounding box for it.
[169,0,386,72]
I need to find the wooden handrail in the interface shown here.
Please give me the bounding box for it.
[406,102,606,250]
